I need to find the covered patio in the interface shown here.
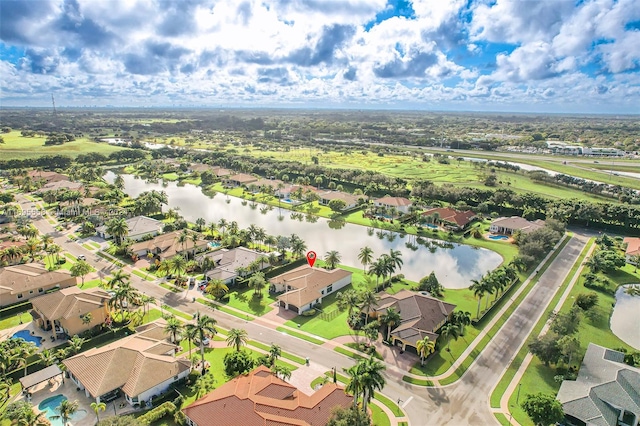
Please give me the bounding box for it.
[19,365,64,395]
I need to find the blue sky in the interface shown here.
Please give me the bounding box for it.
[0,0,639,113]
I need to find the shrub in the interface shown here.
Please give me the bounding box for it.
[301,309,316,317]
[137,401,176,425]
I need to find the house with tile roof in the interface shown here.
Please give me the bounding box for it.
[423,207,477,230]
[182,365,353,426]
[30,287,111,337]
[369,290,456,352]
[623,237,640,265]
[0,263,77,307]
[373,196,413,215]
[130,230,208,261]
[270,266,352,314]
[197,247,268,284]
[224,173,258,187]
[64,320,191,406]
[27,170,69,184]
[557,343,640,426]
[39,180,85,193]
[489,216,546,235]
[318,191,362,211]
[96,215,163,241]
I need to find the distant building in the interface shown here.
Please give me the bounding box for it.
[624,237,640,265]
[96,215,163,241]
[27,170,69,184]
[557,343,640,426]
[489,217,546,235]
[182,365,353,426]
[224,173,258,187]
[39,180,85,193]
[318,190,362,210]
[271,266,352,314]
[423,207,477,230]
[373,197,413,215]
[0,263,77,307]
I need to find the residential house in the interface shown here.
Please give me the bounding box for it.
[370,290,456,352]
[27,170,69,184]
[189,163,214,173]
[271,266,352,314]
[623,237,640,265]
[489,216,546,235]
[0,239,26,265]
[0,263,77,307]
[318,191,362,211]
[197,247,268,284]
[182,365,353,426]
[39,180,85,193]
[30,287,111,337]
[248,178,282,194]
[64,320,191,406]
[274,184,318,201]
[423,207,477,230]
[96,215,163,241]
[130,230,209,261]
[224,173,258,187]
[213,167,232,178]
[557,343,640,426]
[373,196,413,215]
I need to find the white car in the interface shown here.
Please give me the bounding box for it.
[77,255,86,261]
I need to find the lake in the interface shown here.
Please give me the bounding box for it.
[610,285,640,350]
[104,172,503,288]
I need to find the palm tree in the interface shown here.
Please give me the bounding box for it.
[271,364,292,381]
[336,289,361,317]
[345,364,364,408]
[386,249,403,274]
[207,222,217,238]
[248,272,266,298]
[169,255,188,281]
[195,217,206,232]
[379,307,401,342]
[164,316,183,343]
[194,312,217,374]
[368,259,386,288]
[106,269,130,289]
[226,328,248,352]
[318,249,341,270]
[70,260,92,287]
[269,344,281,364]
[469,279,485,319]
[112,282,139,318]
[105,217,129,245]
[51,399,79,426]
[439,322,459,351]
[346,357,386,413]
[359,289,379,326]
[217,218,228,238]
[67,335,85,355]
[38,349,57,367]
[178,230,189,254]
[90,401,106,424]
[182,324,198,367]
[206,279,229,300]
[358,246,374,273]
[24,238,40,261]
[416,336,436,366]
[451,311,472,336]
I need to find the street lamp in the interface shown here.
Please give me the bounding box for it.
[516,383,522,405]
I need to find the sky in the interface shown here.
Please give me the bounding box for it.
[0,0,639,113]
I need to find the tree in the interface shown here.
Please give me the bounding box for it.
[528,334,562,366]
[574,292,599,311]
[558,335,580,366]
[379,307,400,341]
[181,324,197,368]
[358,246,374,273]
[194,312,217,374]
[106,269,130,289]
[324,250,341,269]
[169,255,188,281]
[328,199,346,212]
[223,350,255,377]
[164,316,183,343]
[550,306,581,336]
[38,349,57,367]
[347,357,385,413]
[469,279,485,319]
[450,311,472,336]
[416,336,436,366]
[226,328,248,352]
[248,272,266,298]
[96,415,139,426]
[67,335,85,355]
[51,399,79,426]
[520,393,564,426]
[91,401,107,424]
[195,217,206,232]
[70,260,92,287]
[206,279,229,300]
[358,289,379,326]
[326,406,371,426]
[336,289,361,317]
[271,364,292,381]
[439,322,459,351]
[3,400,47,425]
[419,271,444,297]
[105,217,129,245]
[269,344,281,364]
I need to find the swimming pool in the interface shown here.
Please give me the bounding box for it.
[281,198,293,203]
[38,395,88,426]
[11,330,42,347]
[208,241,221,248]
[425,223,439,229]
[489,235,509,241]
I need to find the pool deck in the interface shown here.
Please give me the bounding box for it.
[1,321,69,352]
[20,378,96,426]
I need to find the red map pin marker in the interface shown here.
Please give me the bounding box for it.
[306,251,317,268]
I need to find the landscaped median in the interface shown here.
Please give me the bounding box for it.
[401,234,571,386]
[489,237,594,424]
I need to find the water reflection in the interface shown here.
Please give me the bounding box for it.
[610,285,640,350]
[104,171,502,288]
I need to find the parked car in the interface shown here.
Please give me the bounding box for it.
[77,255,86,261]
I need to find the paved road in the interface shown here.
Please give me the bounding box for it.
[19,195,587,425]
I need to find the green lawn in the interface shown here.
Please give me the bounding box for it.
[81,278,104,289]
[275,327,324,345]
[197,298,256,321]
[0,131,129,160]
[220,285,276,316]
[0,311,31,331]
[162,306,193,321]
[141,308,163,324]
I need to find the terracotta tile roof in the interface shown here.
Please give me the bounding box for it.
[374,196,412,207]
[0,263,76,296]
[63,320,189,398]
[0,240,26,250]
[183,366,352,426]
[491,216,546,233]
[318,191,361,205]
[30,287,110,320]
[227,173,258,184]
[423,207,476,228]
[27,171,69,183]
[40,180,84,192]
[272,266,352,308]
[374,290,456,346]
[624,237,640,257]
[130,230,208,259]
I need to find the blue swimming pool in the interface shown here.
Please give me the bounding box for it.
[11,330,42,347]
[38,395,88,426]
[489,235,509,241]
[425,223,439,229]
[281,198,293,203]
[208,241,221,248]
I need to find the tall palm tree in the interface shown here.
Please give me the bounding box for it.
[217,219,228,238]
[451,311,472,336]
[439,322,459,351]
[164,316,183,343]
[182,324,198,367]
[195,217,206,232]
[379,307,401,342]
[106,269,130,289]
[51,399,79,426]
[24,238,40,261]
[324,250,341,270]
[226,328,248,352]
[206,279,229,300]
[336,289,361,317]
[346,357,386,413]
[207,222,217,238]
[368,259,386,288]
[248,272,266,298]
[469,279,485,319]
[169,255,188,280]
[359,289,380,326]
[386,249,403,274]
[416,336,436,366]
[269,344,281,364]
[194,312,217,374]
[105,217,129,245]
[358,246,374,273]
[178,230,189,255]
[90,401,106,424]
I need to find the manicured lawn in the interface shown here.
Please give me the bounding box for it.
[81,278,104,289]
[161,172,179,181]
[0,131,129,160]
[160,283,184,293]
[275,327,324,345]
[141,308,163,324]
[248,340,306,365]
[162,306,193,321]
[370,403,390,426]
[222,285,275,316]
[132,268,156,281]
[197,298,256,321]
[0,311,31,331]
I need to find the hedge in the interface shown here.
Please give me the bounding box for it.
[0,301,32,319]
[137,401,176,425]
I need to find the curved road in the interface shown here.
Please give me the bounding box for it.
[20,195,587,425]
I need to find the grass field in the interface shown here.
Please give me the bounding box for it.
[0,131,128,160]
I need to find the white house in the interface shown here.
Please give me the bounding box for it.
[373,196,413,215]
[489,216,546,235]
[318,191,361,210]
[623,237,640,265]
[198,247,269,284]
[96,215,163,241]
[270,266,352,314]
[63,320,190,406]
